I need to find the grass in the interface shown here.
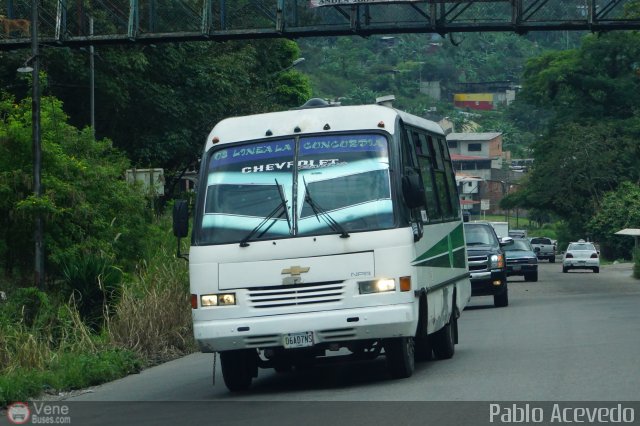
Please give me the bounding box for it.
[467,214,554,238]
[0,350,141,405]
[0,213,194,406]
[107,249,195,362]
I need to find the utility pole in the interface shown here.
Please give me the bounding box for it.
[90,16,95,140]
[31,0,45,290]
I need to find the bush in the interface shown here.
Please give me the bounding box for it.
[0,92,152,284]
[0,287,53,328]
[634,248,640,280]
[588,182,640,261]
[59,252,123,330]
[108,245,194,363]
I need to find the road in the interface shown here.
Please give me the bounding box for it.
[60,261,640,403]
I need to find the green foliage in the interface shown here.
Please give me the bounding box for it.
[626,0,640,18]
[0,91,152,281]
[0,39,311,179]
[588,182,640,260]
[519,32,640,125]
[0,349,141,406]
[108,214,193,362]
[507,31,640,234]
[59,252,123,329]
[0,214,186,405]
[0,287,52,328]
[634,249,640,279]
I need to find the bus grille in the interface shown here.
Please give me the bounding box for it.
[247,281,345,309]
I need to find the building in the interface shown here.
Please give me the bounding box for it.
[453,93,494,111]
[452,81,519,111]
[447,132,504,171]
[448,132,515,215]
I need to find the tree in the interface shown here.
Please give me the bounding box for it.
[506,31,640,237]
[519,32,640,125]
[588,182,640,261]
[0,39,311,184]
[0,91,151,283]
[511,122,639,234]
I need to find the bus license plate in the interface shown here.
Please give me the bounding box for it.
[283,332,314,349]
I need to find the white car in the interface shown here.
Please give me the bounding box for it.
[562,240,600,273]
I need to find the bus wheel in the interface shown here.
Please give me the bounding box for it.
[414,335,433,362]
[220,349,256,392]
[433,309,456,360]
[385,337,415,379]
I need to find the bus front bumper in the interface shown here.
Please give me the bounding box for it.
[194,304,415,352]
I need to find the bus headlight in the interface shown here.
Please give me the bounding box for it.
[200,293,236,307]
[359,278,396,294]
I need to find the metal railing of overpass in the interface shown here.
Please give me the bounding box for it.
[1,0,640,50]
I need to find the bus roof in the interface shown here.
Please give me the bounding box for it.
[205,104,445,150]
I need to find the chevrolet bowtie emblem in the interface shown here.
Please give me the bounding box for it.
[281,266,310,285]
[281,266,310,277]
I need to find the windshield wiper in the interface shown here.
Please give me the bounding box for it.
[239,179,291,247]
[303,178,349,239]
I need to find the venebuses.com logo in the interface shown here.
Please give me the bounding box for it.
[7,402,30,424]
[5,401,71,424]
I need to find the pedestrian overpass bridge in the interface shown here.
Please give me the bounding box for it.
[1,0,639,50]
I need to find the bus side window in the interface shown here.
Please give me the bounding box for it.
[415,132,441,222]
[440,138,460,217]
[401,128,419,168]
[425,133,458,221]
[412,131,424,156]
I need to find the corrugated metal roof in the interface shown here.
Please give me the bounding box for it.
[446,132,502,141]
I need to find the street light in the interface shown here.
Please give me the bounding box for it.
[17,59,34,74]
[276,57,305,75]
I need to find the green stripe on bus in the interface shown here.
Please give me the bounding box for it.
[413,222,465,265]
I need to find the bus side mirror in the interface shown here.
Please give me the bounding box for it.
[402,170,426,209]
[173,199,189,238]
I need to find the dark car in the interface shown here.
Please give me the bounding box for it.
[463,222,511,307]
[504,238,538,281]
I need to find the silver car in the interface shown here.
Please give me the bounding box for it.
[562,240,600,273]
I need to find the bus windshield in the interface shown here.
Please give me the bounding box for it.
[198,133,394,245]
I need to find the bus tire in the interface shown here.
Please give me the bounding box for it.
[415,335,433,362]
[414,293,432,362]
[432,310,456,360]
[220,349,256,392]
[385,336,415,379]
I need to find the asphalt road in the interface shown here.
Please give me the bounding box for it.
[60,260,640,403]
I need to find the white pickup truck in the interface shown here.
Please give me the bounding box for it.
[530,237,556,262]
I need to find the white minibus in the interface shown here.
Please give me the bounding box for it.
[173,97,471,391]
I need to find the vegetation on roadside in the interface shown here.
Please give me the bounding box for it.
[0,213,191,406]
[0,91,193,406]
[3,6,640,406]
[500,31,640,260]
